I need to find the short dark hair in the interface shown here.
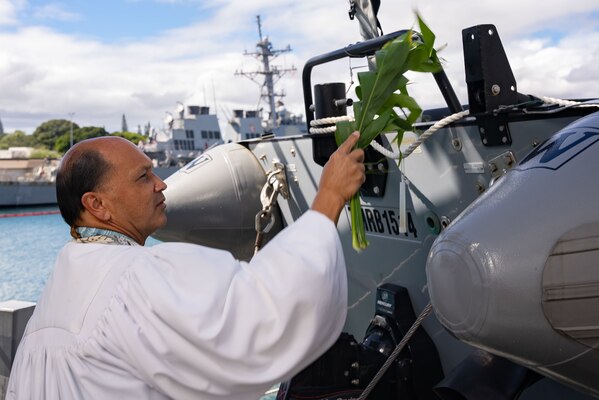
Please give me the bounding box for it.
[56,149,112,227]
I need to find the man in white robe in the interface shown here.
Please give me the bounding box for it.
[7,132,365,399]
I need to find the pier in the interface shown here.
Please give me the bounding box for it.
[0,301,35,398]
[0,210,61,218]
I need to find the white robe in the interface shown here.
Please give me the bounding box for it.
[7,210,347,399]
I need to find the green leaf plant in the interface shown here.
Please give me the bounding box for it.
[335,14,442,252]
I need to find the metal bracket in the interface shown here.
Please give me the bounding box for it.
[488,150,517,184]
[361,140,388,198]
[463,24,518,115]
[477,115,512,146]
[270,162,289,200]
[463,24,517,147]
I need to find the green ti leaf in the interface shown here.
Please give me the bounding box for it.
[334,12,442,252]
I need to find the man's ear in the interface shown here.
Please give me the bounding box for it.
[81,192,111,221]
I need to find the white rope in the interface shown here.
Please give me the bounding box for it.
[368,110,470,160]
[309,115,354,135]
[369,140,399,159]
[401,110,470,158]
[308,110,470,160]
[310,96,598,153]
[366,97,598,160]
[309,126,338,134]
[538,96,599,108]
[309,115,354,127]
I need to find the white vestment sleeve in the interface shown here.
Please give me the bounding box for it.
[97,210,347,399]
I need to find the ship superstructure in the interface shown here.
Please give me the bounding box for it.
[142,103,223,178]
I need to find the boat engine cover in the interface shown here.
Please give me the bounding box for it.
[154,143,282,261]
[426,111,599,397]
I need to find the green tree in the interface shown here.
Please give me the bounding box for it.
[30,148,62,159]
[54,126,108,153]
[112,131,147,145]
[0,130,36,149]
[33,119,80,150]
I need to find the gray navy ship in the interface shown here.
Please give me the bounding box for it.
[0,151,59,207]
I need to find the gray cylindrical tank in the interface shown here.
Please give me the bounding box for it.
[426,112,599,397]
[154,143,282,261]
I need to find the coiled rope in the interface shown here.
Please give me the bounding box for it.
[309,110,471,160]
[309,115,354,134]
[309,96,599,161]
[398,110,470,159]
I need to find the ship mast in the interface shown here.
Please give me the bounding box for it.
[235,15,296,131]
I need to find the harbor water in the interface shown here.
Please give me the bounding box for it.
[0,206,162,302]
[0,206,72,302]
[0,205,277,399]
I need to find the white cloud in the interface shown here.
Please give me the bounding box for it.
[0,0,598,134]
[0,0,26,26]
[31,3,80,22]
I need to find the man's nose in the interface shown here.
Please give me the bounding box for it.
[154,174,167,191]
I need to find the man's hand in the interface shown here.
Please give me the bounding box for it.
[311,131,366,223]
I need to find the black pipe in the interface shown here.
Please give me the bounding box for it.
[433,69,463,114]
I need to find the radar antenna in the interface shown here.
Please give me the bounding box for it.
[235,15,296,131]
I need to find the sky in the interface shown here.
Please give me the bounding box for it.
[0,0,598,134]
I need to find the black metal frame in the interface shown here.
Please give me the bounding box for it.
[301,29,463,130]
[462,24,518,146]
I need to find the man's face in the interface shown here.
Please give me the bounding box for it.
[99,139,167,242]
